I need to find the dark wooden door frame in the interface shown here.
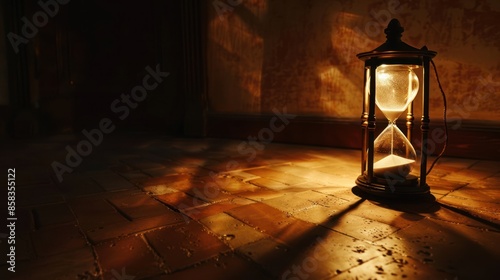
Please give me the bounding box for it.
[181,0,208,137]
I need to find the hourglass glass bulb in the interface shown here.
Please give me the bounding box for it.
[375,65,419,122]
[371,64,420,179]
[373,124,417,177]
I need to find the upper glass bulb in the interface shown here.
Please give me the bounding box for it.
[375,64,419,122]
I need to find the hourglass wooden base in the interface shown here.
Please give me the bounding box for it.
[355,174,430,198]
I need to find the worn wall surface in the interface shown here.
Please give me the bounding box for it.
[207,0,500,122]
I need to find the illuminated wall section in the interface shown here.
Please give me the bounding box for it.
[207,0,500,121]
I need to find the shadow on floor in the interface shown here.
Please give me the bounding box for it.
[351,186,441,214]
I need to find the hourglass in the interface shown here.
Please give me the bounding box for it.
[355,19,436,197]
[373,65,419,179]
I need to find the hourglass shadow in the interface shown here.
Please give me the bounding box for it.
[351,186,440,214]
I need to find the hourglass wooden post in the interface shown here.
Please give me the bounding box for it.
[355,19,436,197]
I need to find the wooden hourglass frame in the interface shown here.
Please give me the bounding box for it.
[355,19,436,197]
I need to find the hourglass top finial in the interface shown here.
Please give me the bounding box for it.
[356,18,436,60]
[385,19,404,42]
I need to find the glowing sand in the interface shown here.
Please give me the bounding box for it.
[373,154,415,177]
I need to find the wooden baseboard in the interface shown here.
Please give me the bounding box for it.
[207,113,500,160]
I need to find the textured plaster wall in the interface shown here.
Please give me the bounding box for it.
[207,0,500,122]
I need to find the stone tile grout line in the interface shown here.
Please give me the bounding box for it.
[67,203,102,279]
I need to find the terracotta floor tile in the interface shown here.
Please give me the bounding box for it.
[425,205,498,231]
[70,197,128,230]
[312,166,361,187]
[434,157,478,169]
[208,176,262,193]
[292,204,338,224]
[58,174,104,197]
[245,168,309,186]
[225,203,292,236]
[145,222,231,272]
[95,235,163,279]
[261,192,317,213]
[225,202,320,246]
[33,203,75,228]
[183,201,248,220]
[344,249,455,279]
[16,184,64,207]
[249,177,293,191]
[469,160,500,173]
[238,188,285,202]
[121,157,167,170]
[135,174,192,188]
[0,247,97,280]
[117,170,151,181]
[427,177,468,196]
[441,168,497,183]
[31,223,87,257]
[445,184,500,203]
[321,211,400,242]
[438,195,500,223]
[142,167,180,178]
[227,171,261,181]
[297,190,351,208]
[200,213,267,249]
[141,183,179,195]
[86,211,184,243]
[237,227,384,279]
[293,158,340,169]
[346,200,425,230]
[81,211,130,231]
[185,185,235,203]
[374,218,500,278]
[236,238,294,277]
[275,228,384,278]
[161,253,273,280]
[155,191,209,211]
[269,164,349,187]
[86,170,136,191]
[107,191,172,219]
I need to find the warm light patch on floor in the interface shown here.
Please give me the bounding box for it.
[2,135,499,279]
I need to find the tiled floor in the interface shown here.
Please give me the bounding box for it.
[0,133,499,279]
